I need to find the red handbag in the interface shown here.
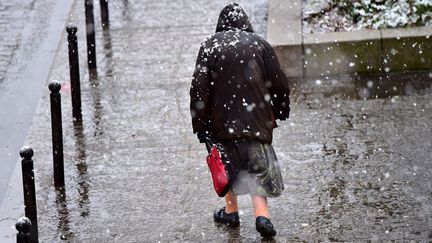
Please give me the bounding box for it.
[207,146,230,197]
[206,143,236,197]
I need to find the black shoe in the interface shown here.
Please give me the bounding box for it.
[213,207,240,227]
[256,216,277,238]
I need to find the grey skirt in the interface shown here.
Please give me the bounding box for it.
[221,140,284,197]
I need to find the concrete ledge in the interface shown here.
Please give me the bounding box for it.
[303,30,382,77]
[267,0,303,77]
[381,27,432,72]
[267,0,432,78]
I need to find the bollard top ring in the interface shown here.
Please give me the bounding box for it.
[15,217,32,233]
[49,80,61,93]
[66,25,77,35]
[19,146,33,159]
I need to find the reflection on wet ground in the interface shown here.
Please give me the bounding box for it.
[55,187,74,240]
[102,29,114,78]
[292,71,432,101]
[73,121,90,218]
[353,71,432,99]
[89,75,103,138]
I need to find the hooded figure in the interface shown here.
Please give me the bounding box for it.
[190,3,290,143]
[189,3,290,238]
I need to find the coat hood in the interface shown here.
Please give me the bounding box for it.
[215,3,254,33]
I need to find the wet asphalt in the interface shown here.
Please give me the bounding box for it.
[0,0,431,242]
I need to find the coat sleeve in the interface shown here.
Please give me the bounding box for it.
[190,44,212,135]
[262,42,290,120]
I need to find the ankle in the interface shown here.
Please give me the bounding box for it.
[254,207,270,219]
[225,205,238,214]
[256,215,270,221]
[255,213,270,219]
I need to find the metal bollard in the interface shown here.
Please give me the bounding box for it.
[84,0,97,75]
[49,81,65,188]
[16,217,32,243]
[100,0,109,29]
[19,148,38,243]
[66,25,83,122]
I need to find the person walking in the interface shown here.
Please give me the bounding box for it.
[189,3,290,238]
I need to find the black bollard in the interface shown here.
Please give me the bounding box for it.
[100,0,109,29]
[49,81,65,188]
[16,217,32,243]
[19,148,38,243]
[84,0,97,75]
[66,25,83,122]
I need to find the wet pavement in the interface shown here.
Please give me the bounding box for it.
[1,0,431,242]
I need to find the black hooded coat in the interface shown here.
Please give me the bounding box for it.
[190,3,290,144]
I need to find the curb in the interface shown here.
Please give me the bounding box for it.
[267,0,432,78]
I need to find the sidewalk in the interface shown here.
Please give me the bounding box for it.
[2,0,432,242]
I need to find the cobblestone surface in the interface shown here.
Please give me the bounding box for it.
[1,0,431,242]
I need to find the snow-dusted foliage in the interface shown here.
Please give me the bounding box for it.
[303,0,432,33]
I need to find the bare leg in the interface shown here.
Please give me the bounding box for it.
[224,191,238,213]
[251,194,269,218]
[252,194,276,237]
